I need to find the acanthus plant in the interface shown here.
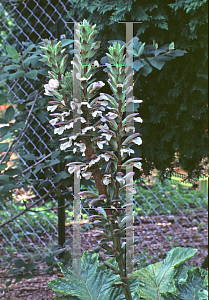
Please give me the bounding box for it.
[38,20,207,300]
[40,19,142,299]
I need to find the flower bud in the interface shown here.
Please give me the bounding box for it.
[48,79,59,89]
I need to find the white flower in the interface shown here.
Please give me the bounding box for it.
[105,112,118,119]
[100,153,110,162]
[47,105,58,112]
[54,126,65,135]
[74,117,86,123]
[62,111,71,117]
[88,81,105,94]
[48,79,59,89]
[68,166,75,174]
[132,137,142,145]
[98,123,109,130]
[70,101,76,110]
[126,187,137,194]
[76,73,93,81]
[93,60,99,67]
[60,140,72,150]
[44,79,59,96]
[82,171,92,180]
[82,126,96,133]
[49,118,59,125]
[65,123,74,129]
[92,110,103,118]
[134,117,143,123]
[116,176,125,185]
[89,155,101,167]
[133,162,142,170]
[44,87,53,96]
[66,162,85,174]
[82,102,91,108]
[100,116,107,122]
[125,126,135,133]
[74,142,86,153]
[102,174,112,185]
[95,100,108,106]
[97,140,109,149]
[133,99,143,103]
[120,148,134,156]
[101,133,112,141]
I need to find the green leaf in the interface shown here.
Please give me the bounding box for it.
[63,239,73,247]
[51,150,61,160]
[25,70,38,80]
[11,121,25,130]
[103,261,120,274]
[45,255,56,266]
[9,70,25,80]
[0,183,15,192]
[5,106,15,122]
[8,268,20,275]
[0,175,9,182]
[0,73,9,81]
[61,39,74,47]
[146,57,165,70]
[168,49,187,57]
[15,274,24,283]
[12,53,20,60]
[22,44,36,56]
[0,92,8,104]
[23,56,39,69]
[94,207,107,218]
[163,267,208,299]
[14,258,25,269]
[52,249,65,256]
[0,126,10,135]
[133,59,147,71]
[6,44,17,57]
[22,154,38,160]
[122,133,140,146]
[24,262,37,273]
[4,64,21,71]
[140,62,153,77]
[48,251,139,299]
[53,170,71,183]
[4,168,21,176]
[0,132,13,142]
[24,273,34,279]
[134,247,198,299]
[0,163,7,171]
[38,67,49,75]
[0,117,8,124]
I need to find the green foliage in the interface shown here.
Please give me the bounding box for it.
[0,255,38,293]
[48,248,208,300]
[43,240,73,273]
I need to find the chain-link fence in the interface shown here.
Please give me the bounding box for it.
[0,0,208,269]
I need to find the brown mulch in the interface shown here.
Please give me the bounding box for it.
[0,208,207,300]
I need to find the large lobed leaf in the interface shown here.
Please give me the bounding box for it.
[133,247,208,299]
[48,251,139,300]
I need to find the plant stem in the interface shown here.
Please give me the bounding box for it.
[112,96,133,300]
[58,73,67,105]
